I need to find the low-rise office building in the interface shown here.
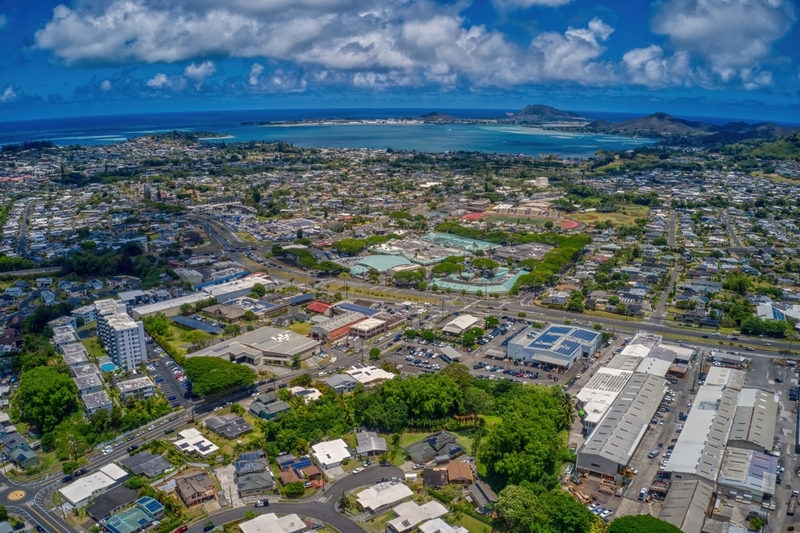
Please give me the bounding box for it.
[507,325,601,370]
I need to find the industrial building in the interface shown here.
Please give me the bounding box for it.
[716,448,777,502]
[576,372,667,476]
[189,326,320,365]
[575,368,632,432]
[507,325,601,370]
[658,479,715,533]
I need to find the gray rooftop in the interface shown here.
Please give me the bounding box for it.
[189,325,320,359]
[578,372,666,466]
[82,390,112,410]
[658,479,714,533]
[116,377,154,394]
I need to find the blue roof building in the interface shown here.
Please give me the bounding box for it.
[102,497,165,533]
[507,325,601,370]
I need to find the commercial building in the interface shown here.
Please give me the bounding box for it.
[356,482,414,514]
[204,274,272,303]
[174,268,203,286]
[131,293,211,319]
[576,373,666,476]
[728,388,778,451]
[507,325,601,370]
[59,464,128,508]
[311,438,351,469]
[62,342,90,367]
[189,326,320,365]
[442,315,480,336]
[95,299,147,371]
[310,312,366,341]
[345,364,396,386]
[115,377,155,400]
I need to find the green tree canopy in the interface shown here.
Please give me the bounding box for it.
[495,483,594,533]
[14,366,78,432]
[184,357,256,396]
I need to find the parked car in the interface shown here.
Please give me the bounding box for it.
[254,500,269,508]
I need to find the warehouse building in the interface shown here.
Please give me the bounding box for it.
[658,479,715,533]
[576,372,666,476]
[189,326,320,365]
[716,447,777,502]
[507,325,601,370]
[728,388,778,452]
[575,368,633,432]
[665,383,740,483]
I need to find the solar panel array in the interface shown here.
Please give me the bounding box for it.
[555,340,581,357]
[287,293,315,305]
[548,326,572,335]
[570,329,599,342]
[171,316,223,335]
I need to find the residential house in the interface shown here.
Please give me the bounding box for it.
[467,481,498,514]
[422,468,448,488]
[446,461,474,484]
[325,374,358,395]
[176,473,217,506]
[205,414,252,440]
[236,472,275,498]
[87,485,139,522]
[355,431,388,457]
[403,431,463,464]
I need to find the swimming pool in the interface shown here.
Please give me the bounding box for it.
[100,363,117,372]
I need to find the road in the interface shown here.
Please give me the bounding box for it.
[720,211,742,248]
[667,209,676,247]
[186,465,404,533]
[651,266,681,323]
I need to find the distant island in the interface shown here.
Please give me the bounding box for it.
[238,104,799,145]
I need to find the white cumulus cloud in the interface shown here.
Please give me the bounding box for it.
[183,60,215,89]
[0,86,16,103]
[248,63,264,86]
[651,0,795,88]
[492,0,573,9]
[100,79,112,90]
[146,72,187,91]
[0,14,7,29]
[32,0,627,89]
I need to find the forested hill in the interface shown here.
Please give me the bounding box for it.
[723,132,800,161]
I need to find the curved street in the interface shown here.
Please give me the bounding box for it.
[186,465,404,533]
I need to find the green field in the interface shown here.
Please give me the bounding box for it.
[571,205,650,226]
[287,322,312,335]
[453,514,492,533]
[82,337,106,359]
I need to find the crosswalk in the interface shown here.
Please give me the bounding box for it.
[0,484,8,493]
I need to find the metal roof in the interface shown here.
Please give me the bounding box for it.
[658,479,714,533]
[578,372,666,466]
[729,389,778,451]
[666,385,739,482]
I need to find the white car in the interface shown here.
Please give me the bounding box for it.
[352,467,363,475]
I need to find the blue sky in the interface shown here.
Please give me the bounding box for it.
[1,0,799,122]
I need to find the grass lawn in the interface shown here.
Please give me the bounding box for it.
[287,322,312,335]
[399,432,427,448]
[453,514,492,533]
[237,232,257,243]
[77,320,97,332]
[453,430,474,453]
[572,205,650,226]
[479,415,502,427]
[82,337,106,359]
[365,512,394,533]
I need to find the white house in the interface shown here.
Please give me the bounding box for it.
[311,439,351,469]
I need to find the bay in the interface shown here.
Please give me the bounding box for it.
[0,108,655,156]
